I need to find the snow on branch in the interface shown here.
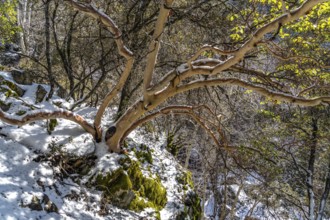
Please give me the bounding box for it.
[65,0,133,59]
[181,0,328,80]
[0,109,95,136]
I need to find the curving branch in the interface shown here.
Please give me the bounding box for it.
[150,0,328,96]
[121,105,227,150]
[0,109,95,136]
[66,0,135,140]
[65,0,133,59]
[183,0,328,79]
[175,78,330,106]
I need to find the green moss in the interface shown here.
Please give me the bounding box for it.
[176,171,194,189]
[129,197,161,219]
[166,132,182,156]
[47,119,58,134]
[15,110,26,116]
[128,197,155,211]
[134,144,153,164]
[94,155,167,212]
[95,168,132,193]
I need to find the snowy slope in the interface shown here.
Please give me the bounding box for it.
[0,71,199,220]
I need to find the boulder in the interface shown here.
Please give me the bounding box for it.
[11,69,32,85]
[35,85,47,103]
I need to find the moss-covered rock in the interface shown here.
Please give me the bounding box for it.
[93,155,167,214]
[95,168,135,208]
[0,76,25,97]
[11,69,32,85]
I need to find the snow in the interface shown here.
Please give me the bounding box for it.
[0,71,194,219]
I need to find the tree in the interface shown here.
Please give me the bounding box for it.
[0,0,329,153]
[0,0,19,44]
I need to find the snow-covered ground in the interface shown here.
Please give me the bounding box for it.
[0,71,194,219]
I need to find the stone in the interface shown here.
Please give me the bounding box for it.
[28,195,43,211]
[0,77,25,97]
[0,52,20,67]
[43,194,59,213]
[0,101,11,111]
[35,85,47,103]
[11,69,32,85]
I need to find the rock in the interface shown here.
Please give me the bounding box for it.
[0,52,20,67]
[0,101,11,111]
[0,76,25,97]
[116,190,136,208]
[43,194,59,213]
[56,87,67,99]
[35,85,47,103]
[28,195,43,211]
[11,69,32,85]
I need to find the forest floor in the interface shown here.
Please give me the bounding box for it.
[0,71,191,219]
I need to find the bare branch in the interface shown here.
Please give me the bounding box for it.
[65,0,135,139]
[262,43,330,68]
[121,105,226,149]
[65,0,133,59]
[0,109,95,136]
[187,45,236,68]
[175,78,330,106]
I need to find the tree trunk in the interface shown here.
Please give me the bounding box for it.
[44,0,55,100]
[316,159,330,220]
[307,117,318,220]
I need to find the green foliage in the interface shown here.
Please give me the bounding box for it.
[0,0,20,43]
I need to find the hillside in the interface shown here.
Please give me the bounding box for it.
[0,71,201,220]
